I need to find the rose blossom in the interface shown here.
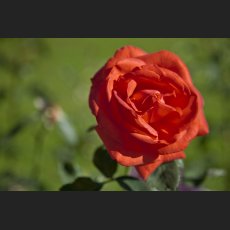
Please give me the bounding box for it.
[89,46,209,180]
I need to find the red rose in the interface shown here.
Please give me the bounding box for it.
[89,46,209,180]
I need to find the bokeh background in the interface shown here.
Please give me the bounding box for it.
[0,38,229,191]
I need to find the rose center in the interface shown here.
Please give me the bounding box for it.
[130,89,164,112]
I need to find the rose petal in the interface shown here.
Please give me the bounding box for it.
[130,132,158,144]
[116,58,145,73]
[89,80,105,116]
[135,116,158,137]
[138,50,193,86]
[129,65,191,97]
[106,67,122,101]
[96,123,160,166]
[96,125,144,166]
[194,90,209,136]
[89,46,146,90]
[144,101,177,124]
[94,93,164,166]
[113,90,159,138]
[197,109,209,136]
[135,151,186,180]
[113,90,135,113]
[157,120,200,154]
[127,79,137,98]
[106,46,147,70]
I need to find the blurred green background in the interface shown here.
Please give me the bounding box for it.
[0,38,229,191]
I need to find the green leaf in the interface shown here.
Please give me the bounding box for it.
[60,177,103,191]
[147,160,182,191]
[93,146,117,178]
[116,176,150,191]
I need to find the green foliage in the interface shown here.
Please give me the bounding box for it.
[60,177,103,191]
[93,146,117,178]
[147,161,181,191]
[116,176,150,191]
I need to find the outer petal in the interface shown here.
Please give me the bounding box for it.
[106,45,147,69]
[135,151,186,180]
[138,50,193,86]
[89,67,121,116]
[90,46,146,89]
[197,108,209,135]
[116,58,145,73]
[96,127,145,166]
[194,90,209,136]
[96,124,159,166]
[157,119,200,154]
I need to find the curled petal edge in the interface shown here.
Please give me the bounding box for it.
[135,151,186,180]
